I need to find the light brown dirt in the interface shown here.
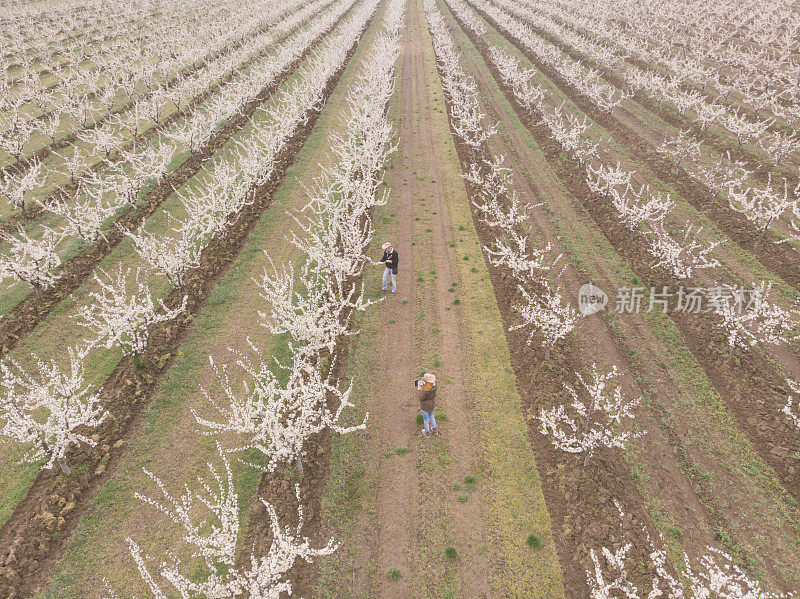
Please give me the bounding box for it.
[340,1,491,596]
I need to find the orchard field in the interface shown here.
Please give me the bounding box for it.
[0,0,799,597]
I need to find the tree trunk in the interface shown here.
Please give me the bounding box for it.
[544,346,551,360]
[296,456,304,475]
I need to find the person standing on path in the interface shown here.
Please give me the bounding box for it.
[415,372,438,438]
[379,241,399,294]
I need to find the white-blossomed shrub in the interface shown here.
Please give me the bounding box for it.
[539,362,643,466]
[125,447,337,598]
[646,222,720,284]
[588,533,792,598]
[0,226,64,297]
[709,281,798,355]
[784,380,800,431]
[510,283,579,359]
[194,350,367,474]
[0,346,107,475]
[74,266,188,358]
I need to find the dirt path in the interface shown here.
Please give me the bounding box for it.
[345,1,490,595]
[314,0,563,596]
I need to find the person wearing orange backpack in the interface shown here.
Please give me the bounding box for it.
[415,372,438,438]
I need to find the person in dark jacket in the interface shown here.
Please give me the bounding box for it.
[379,241,398,294]
[415,372,438,437]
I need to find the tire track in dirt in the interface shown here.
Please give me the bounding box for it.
[0,0,354,359]
[342,1,491,594]
[302,1,495,595]
[0,7,373,594]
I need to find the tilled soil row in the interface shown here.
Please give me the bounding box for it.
[0,0,336,237]
[443,5,800,590]
[461,22,800,509]
[236,29,384,599]
[240,311,359,599]
[0,0,292,180]
[0,1,353,359]
[487,4,800,194]
[426,26,664,599]
[1,11,163,88]
[0,15,367,597]
[523,7,800,142]
[467,1,800,288]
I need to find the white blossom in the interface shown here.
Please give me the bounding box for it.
[709,281,798,354]
[539,363,643,466]
[783,379,800,431]
[75,266,187,357]
[0,226,63,297]
[656,129,701,174]
[647,222,720,283]
[0,157,43,213]
[194,349,367,474]
[127,447,337,598]
[126,220,206,290]
[0,346,107,474]
[510,282,579,360]
[728,175,796,233]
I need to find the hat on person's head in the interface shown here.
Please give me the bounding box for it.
[382,242,392,250]
[423,373,436,384]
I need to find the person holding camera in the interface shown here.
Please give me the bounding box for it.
[415,372,438,438]
[379,241,398,294]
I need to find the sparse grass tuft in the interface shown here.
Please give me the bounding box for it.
[457,494,469,503]
[526,533,543,549]
[444,546,459,560]
[387,567,402,581]
[395,446,410,456]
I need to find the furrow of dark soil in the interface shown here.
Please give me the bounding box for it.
[530,6,800,140]
[235,13,383,598]
[0,2,350,359]
[442,4,800,592]
[0,1,293,181]
[467,0,800,289]
[0,0,336,237]
[457,12,800,513]
[484,1,800,192]
[0,7,369,596]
